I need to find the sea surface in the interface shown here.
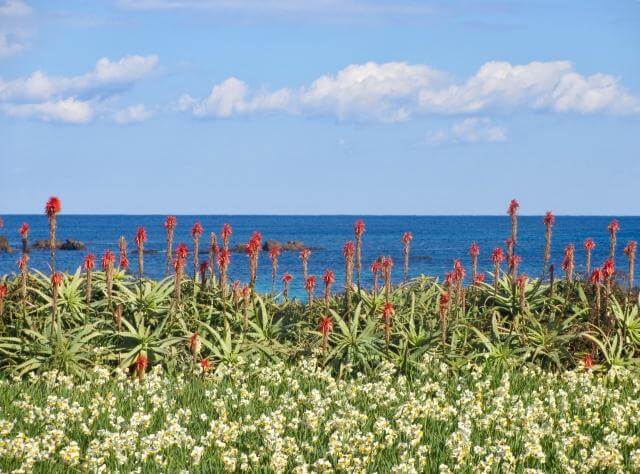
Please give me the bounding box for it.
[1,215,639,297]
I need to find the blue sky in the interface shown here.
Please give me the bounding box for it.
[1,0,639,215]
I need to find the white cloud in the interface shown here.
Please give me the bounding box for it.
[179,60,640,122]
[0,54,158,124]
[3,98,93,124]
[425,117,507,146]
[0,0,33,59]
[113,104,153,124]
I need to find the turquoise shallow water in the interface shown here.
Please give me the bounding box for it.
[1,215,639,297]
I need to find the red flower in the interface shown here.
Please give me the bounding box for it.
[561,244,575,272]
[322,269,335,286]
[491,248,505,264]
[135,227,147,247]
[381,256,393,271]
[507,199,519,217]
[343,241,355,259]
[191,222,203,239]
[516,274,528,290]
[318,315,333,336]
[176,243,189,260]
[51,272,63,287]
[164,216,177,231]
[584,238,596,251]
[0,284,7,299]
[299,248,311,261]
[102,250,115,270]
[509,255,522,268]
[505,237,514,255]
[189,332,201,356]
[231,280,240,292]
[608,219,620,235]
[402,232,413,246]
[17,254,28,271]
[19,223,29,238]
[382,302,394,320]
[304,275,317,291]
[589,269,603,285]
[452,259,465,282]
[45,196,61,217]
[370,260,382,274]
[624,241,637,256]
[83,254,95,271]
[543,211,555,227]
[602,258,615,278]
[269,245,281,260]
[135,353,148,376]
[439,292,450,310]
[200,358,212,373]
[473,273,486,285]
[217,249,230,269]
[221,223,233,242]
[582,354,594,369]
[199,261,209,273]
[281,273,293,283]
[444,271,454,286]
[469,242,480,258]
[119,255,129,270]
[354,219,366,238]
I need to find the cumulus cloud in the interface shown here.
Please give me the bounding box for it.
[179,60,640,122]
[113,104,153,124]
[425,117,507,146]
[0,54,158,124]
[0,0,33,58]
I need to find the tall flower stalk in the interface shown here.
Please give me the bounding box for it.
[0,284,7,320]
[18,254,28,306]
[516,275,528,314]
[19,223,29,254]
[102,250,115,307]
[118,236,129,272]
[343,242,355,310]
[584,238,596,276]
[469,242,479,281]
[217,249,231,300]
[164,216,177,276]
[246,231,262,290]
[354,219,365,292]
[322,269,335,307]
[382,302,394,350]
[208,233,219,288]
[608,219,619,260]
[509,255,522,280]
[281,273,292,300]
[242,284,251,331]
[83,254,95,305]
[199,262,209,290]
[191,222,203,281]
[173,243,188,306]
[507,198,520,250]
[370,260,381,293]
[590,269,603,322]
[318,315,333,355]
[135,227,147,281]
[402,232,413,282]
[305,275,316,307]
[381,256,394,302]
[491,247,505,291]
[50,272,63,327]
[543,211,555,276]
[439,291,450,345]
[300,248,311,281]
[624,241,637,296]
[45,196,61,272]
[562,244,575,284]
[221,223,233,251]
[269,245,281,294]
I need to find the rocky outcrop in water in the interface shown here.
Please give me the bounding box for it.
[0,236,12,253]
[31,239,86,251]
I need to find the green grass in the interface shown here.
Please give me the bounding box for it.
[2,358,640,473]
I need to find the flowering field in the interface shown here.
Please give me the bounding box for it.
[1,197,640,472]
[1,359,640,473]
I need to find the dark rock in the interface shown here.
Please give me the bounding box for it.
[59,239,86,251]
[263,239,317,252]
[411,255,433,262]
[31,239,86,251]
[0,236,12,253]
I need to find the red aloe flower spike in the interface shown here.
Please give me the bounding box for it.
[300,248,311,280]
[191,222,204,281]
[509,255,522,279]
[83,253,95,270]
[199,261,209,289]
[50,271,63,326]
[45,196,61,272]
[102,250,115,305]
[590,269,603,286]
[269,245,281,294]
[491,247,504,290]
[469,242,480,280]
[505,237,515,260]
[245,231,262,288]
[173,243,189,304]
[318,315,333,354]
[516,274,528,313]
[118,236,129,272]
[543,211,554,275]
[624,241,637,295]
[561,244,575,284]
[19,223,30,254]
[322,269,335,306]
[507,199,520,247]
[83,253,95,304]
[584,238,596,275]
[135,353,148,380]
[439,291,450,344]
[189,332,201,360]
[0,283,7,319]
[164,216,177,276]
[200,358,211,374]
[343,241,355,309]
[216,248,230,300]
[208,233,219,289]
[473,273,485,285]
[221,223,233,250]
[608,219,620,259]
[401,231,413,282]
[370,260,382,293]
[281,272,293,300]
[354,219,365,292]
[381,256,393,301]
[135,227,147,280]
[305,275,317,306]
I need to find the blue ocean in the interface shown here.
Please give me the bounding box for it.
[1,216,639,297]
